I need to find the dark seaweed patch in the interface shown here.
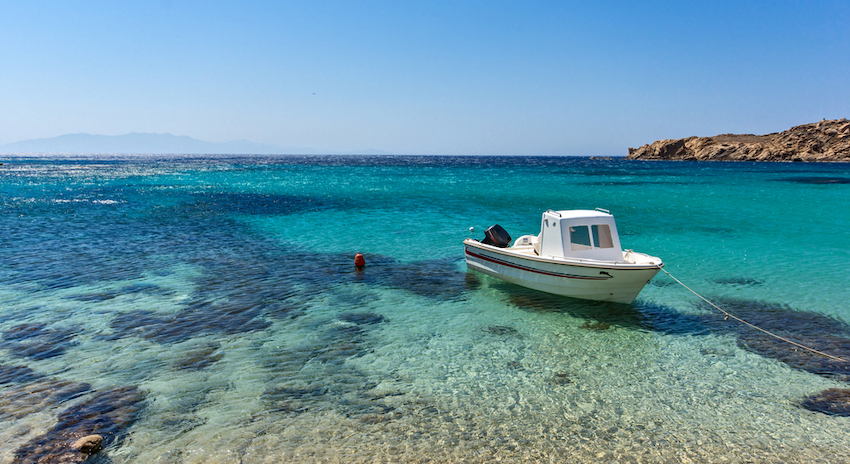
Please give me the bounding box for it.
[157,416,207,435]
[3,323,53,342]
[265,386,329,400]
[699,348,736,358]
[800,388,850,416]
[339,312,388,325]
[0,323,79,360]
[735,332,850,380]
[13,386,145,464]
[313,328,370,365]
[0,365,45,385]
[699,298,850,380]
[105,303,270,345]
[362,390,406,400]
[352,257,476,300]
[636,305,711,336]
[270,252,477,301]
[699,298,850,338]
[258,311,395,417]
[65,283,172,302]
[0,306,37,326]
[260,385,329,415]
[287,311,387,369]
[64,292,120,302]
[341,400,397,420]
[713,277,764,286]
[120,283,164,294]
[548,373,572,386]
[485,326,521,337]
[263,313,385,373]
[331,290,376,306]
[260,380,408,423]
[0,378,92,421]
[777,177,850,184]
[173,343,223,371]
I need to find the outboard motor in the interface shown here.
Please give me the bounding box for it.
[481,224,511,248]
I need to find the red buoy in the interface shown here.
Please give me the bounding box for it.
[354,252,365,268]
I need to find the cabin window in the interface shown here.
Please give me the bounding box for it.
[569,226,592,250]
[592,224,614,248]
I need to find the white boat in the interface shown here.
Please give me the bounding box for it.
[464,209,663,304]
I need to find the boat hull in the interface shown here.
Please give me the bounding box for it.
[464,241,660,304]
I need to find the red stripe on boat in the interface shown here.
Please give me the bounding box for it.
[465,248,610,281]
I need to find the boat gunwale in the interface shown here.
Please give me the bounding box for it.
[463,238,663,270]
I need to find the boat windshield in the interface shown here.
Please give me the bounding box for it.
[568,224,614,251]
[569,226,592,250]
[592,224,614,248]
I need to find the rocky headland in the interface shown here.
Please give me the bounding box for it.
[627,118,850,162]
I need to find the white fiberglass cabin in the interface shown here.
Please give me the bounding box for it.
[463,209,663,303]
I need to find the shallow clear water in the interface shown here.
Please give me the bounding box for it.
[1,155,849,463]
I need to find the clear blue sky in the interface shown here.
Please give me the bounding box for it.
[1,1,848,155]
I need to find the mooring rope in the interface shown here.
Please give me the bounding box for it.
[657,265,847,363]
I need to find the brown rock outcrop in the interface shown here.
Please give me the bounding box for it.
[627,118,850,162]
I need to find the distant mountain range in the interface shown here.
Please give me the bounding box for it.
[0,133,391,155]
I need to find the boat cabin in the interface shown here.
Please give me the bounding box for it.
[535,209,624,262]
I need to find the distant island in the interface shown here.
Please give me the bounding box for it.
[627,119,850,162]
[0,132,390,155]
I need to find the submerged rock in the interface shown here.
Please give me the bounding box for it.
[71,435,103,454]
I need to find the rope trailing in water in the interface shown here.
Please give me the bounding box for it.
[657,265,847,363]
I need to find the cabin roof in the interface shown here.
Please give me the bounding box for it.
[552,209,613,220]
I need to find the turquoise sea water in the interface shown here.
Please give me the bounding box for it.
[1,155,849,463]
